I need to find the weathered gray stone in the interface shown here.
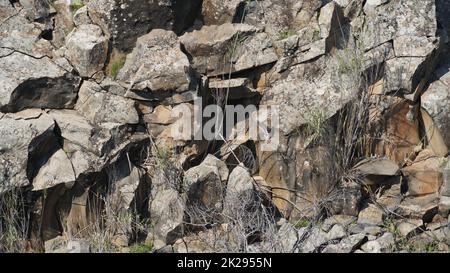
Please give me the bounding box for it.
[0,7,53,57]
[117,29,192,93]
[225,165,254,207]
[322,233,366,253]
[75,81,139,125]
[358,204,385,226]
[421,62,450,148]
[353,158,400,176]
[184,155,229,223]
[277,222,298,252]
[362,0,437,50]
[300,224,346,253]
[65,24,109,78]
[321,215,357,232]
[396,219,424,238]
[87,0,174,52]
[261,57,356,134]
[0,52,80,112]
[244,0,320,39]
[360,232,395,253]
[0,111,56,192]
[363,225,383,236]
[19,0,53,21]
[73,6,92,27]
[32,149,76,191]
[50,1,76,48]
[201,0,245,25]
[149,187,186,249]
[180,23,278,76]
[364,0,440,95]
[109,159,143,210]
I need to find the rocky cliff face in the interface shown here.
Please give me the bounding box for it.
[0,0,449,253]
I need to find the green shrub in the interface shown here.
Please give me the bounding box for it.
[108,56,127,78]
[130,242,153,253]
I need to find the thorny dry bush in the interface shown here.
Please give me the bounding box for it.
[181,174,283,253]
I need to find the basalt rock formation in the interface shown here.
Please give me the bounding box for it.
[0,0,449,253]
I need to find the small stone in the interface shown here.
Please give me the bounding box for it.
[358,204,385,226]
[396,219,424,238]
[321,215,357,232]
[364,226,383,236]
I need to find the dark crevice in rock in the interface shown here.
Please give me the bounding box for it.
[39,27,53,41]
[231,2,247,24]
[172,0,203,35]
[26,127,60,182]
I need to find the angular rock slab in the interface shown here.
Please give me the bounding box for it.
[361,0,439,95]
[32,149,75,191]
[401,149,443,197]
[0,6,53,58]
[421,61,450,149]
[149,188,186,249]
[202,0,246,25]
[75,81,139,125]
[184,155,229,224]
[180,23,278,76]
[65,24,109,78]
[0,111,55,192]
[87,0,175,52]
[261,57,356,134]
[117,29,192,93]
[0,52,81,112]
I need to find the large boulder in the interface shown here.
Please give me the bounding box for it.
[421,61,450,149]
[322,233,366,253]
[180,23,278,76]
[65,24,109,78]
[244,0,322,39]
[87,0,174,52]
[401,149,443,197]
[261,57,355,135]
[116,29,193,94]
[48,109,137,160]
[361,0,440,95]
[32,149,75,191]
[75,81,139,125]
[202,0,246,25]
[360,232,395,253]
[19,0,54,21]
[149,187,186,249]
[0,5,53,58]
[0,110,56,193]
[357,203,385,226]
[184,155,229,225]
[0,52,80,112]
[299,224,347,253]
[224,165,254,206]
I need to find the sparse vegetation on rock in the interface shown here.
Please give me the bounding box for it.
[0,0,449,254]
